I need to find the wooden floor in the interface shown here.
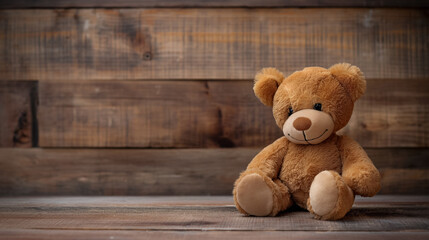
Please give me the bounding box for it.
[0,196,428,239]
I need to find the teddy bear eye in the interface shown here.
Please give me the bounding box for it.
[288,107,294,116]
[313,103,322,111]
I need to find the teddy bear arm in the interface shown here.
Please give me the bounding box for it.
[246,136,289,179]
[338,136,381,197]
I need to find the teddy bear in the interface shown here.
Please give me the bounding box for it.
[233,63,381,220]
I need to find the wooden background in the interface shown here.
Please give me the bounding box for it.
[0,0,428,195]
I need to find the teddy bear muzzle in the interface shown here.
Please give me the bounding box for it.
[283,109,334,145]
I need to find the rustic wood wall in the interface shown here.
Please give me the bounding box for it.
[0,1,428,195]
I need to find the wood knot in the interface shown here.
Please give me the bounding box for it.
[13,111,31,145]
[143,52,152,61]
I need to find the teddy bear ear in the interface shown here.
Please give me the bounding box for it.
[253,68,285,106]
[329,63,366,102]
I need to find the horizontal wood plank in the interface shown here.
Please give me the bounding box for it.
[1,230,428,240]
[380,169,429,195]
[0,81,37,147]
[38,80,278,148]
[38,79,429,148]
[2,195,428,207]
[1,0,427,8]
[0,148,255,195]
[0,148,427,195]
[0,196,428,232]
[0,9,427,80]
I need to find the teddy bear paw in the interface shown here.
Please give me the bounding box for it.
[236,173,273,216]
[308,170,354,220]
[308,171,339,219]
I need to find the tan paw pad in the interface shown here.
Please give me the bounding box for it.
[309,171,339,216]
[236,173,273,216]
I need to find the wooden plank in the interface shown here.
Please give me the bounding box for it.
[380,169,429,195]
[0,81,37,147]
[338,78,429,147]
[0,9,428,80]
[0,148,255,195]
[38,79,429,148]
[0,230,428,240]
[0,148,427,195]
[1,0,427,8]
[1,195,427,208]
[0,196,236,207]
[0,196,427,232]
[37,80,278,148]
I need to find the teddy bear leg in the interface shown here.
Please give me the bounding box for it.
[307,170,355,220]
[233,172,292,217]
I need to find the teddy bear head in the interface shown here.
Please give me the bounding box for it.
[254,63,366,145]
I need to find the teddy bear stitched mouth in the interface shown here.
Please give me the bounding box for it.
[287,129,329,142]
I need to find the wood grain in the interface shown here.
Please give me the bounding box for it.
[1,0,427,8]
[0,9,427,80]
[0,148,255,195]
[38,80,278,148]
[338,78,429,147]
[0,81,37,147]
[38,79,429,148]
[380,169,429,195]
[1,195,428,207]
[0,196,428,239]
[1,230,428,240]
[0,196,427,232]
[0,148,427,195]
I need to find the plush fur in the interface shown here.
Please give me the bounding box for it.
[233,63,381,220]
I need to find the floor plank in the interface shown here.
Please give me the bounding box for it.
[0,195,427,207]
[0,196,428,233]
[0,230,428,240]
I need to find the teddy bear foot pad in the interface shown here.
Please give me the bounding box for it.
[236,173,273,216]
[308,170,354,220]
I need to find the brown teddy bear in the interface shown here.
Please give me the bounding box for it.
[233,63,381,220]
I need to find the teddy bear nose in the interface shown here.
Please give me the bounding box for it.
[293,117,312,131]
